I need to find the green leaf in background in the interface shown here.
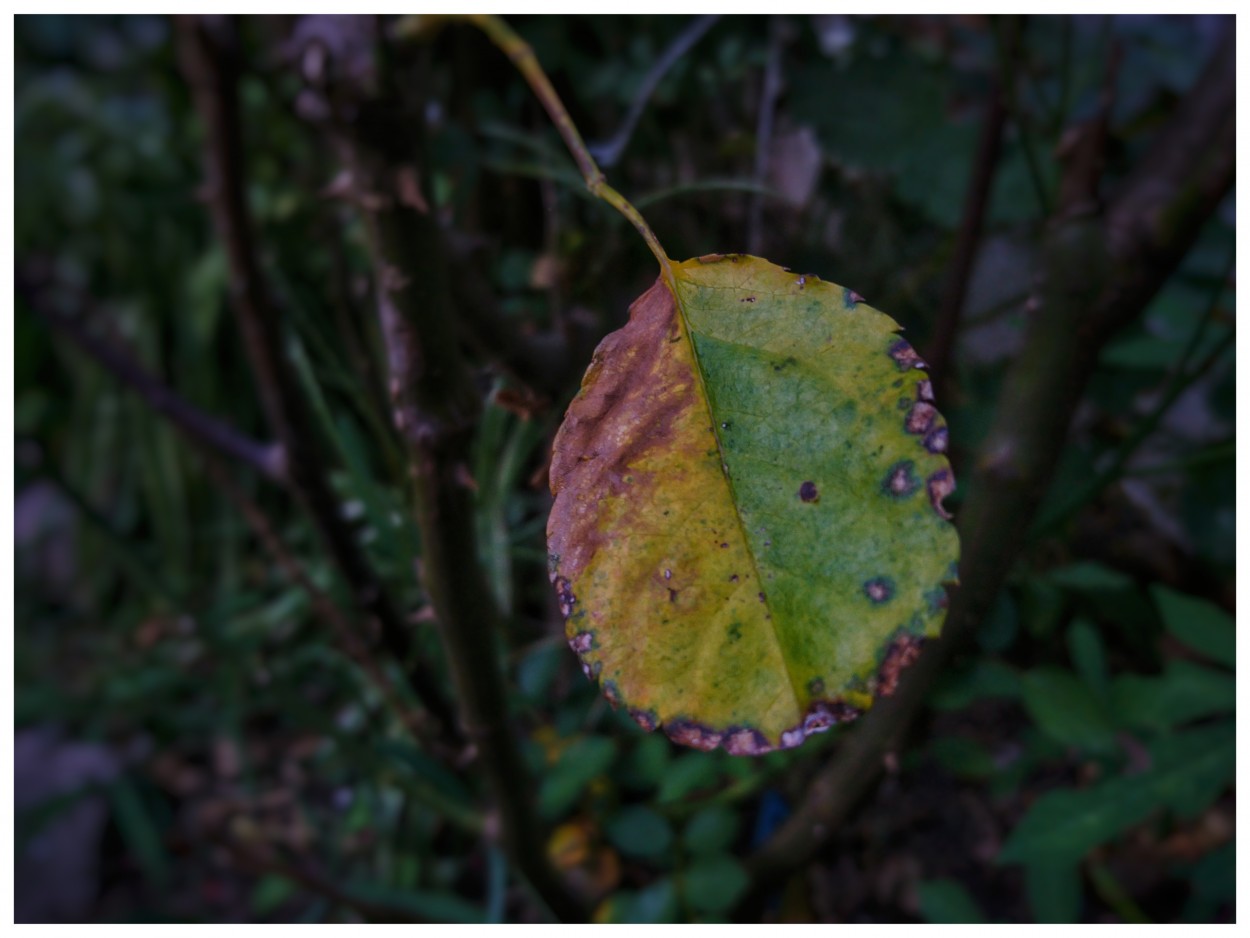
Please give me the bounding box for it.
[538,735,618,820]
[681,854,749,913]
[1025,860,1082,924]
[656,752,724,804]
[1110,659,1236,731]
[1151,585,1235,668]
[605,804,674,860]
[1066,618,1109,699]
[1020,668,1116,752]
[549,254,959,753]
[682,804,740,856]
[916,877,986,923]
[344,881,487,924]
[598,877,679,923]
[930,658,1021,711]
[1000,722,1234,866]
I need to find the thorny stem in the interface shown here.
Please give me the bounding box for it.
[741,19,1234,903]
[463,14,673,275]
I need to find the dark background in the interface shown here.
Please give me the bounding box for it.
[14,14,1235,923]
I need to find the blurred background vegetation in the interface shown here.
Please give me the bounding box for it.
[13,13,1234,923]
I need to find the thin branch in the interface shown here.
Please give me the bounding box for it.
[200,455,439,752]
[587,14,720,168]
[174,14,460,741]
[924,23,1013,398]
[297,16,586,922]
[747,16,787,256]
[18,267,286,484]
[450,14,672,272]
[742,19,1235,899]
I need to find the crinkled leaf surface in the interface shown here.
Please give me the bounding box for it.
[548,254,958,754]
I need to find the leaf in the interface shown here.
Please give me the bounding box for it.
[683,805,740,855]
[681,854,750,913]
[1151,585,1235,668]
[548,254,958,753]
[1109,659,1236,731]
[1020,667,1116,752]
[605,805,674,859]
[999,722,1234,866]
[916,878,985,923]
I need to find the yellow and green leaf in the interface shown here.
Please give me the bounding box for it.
[548,254,958,754]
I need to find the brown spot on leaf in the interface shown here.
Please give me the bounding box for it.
[863,577,895,604]
[917,379,935,403]
[882,460,920,499]
[554,576,577,618]
[878,635,925,697]
[629,709,659,732]
[928,469,956,519]
[888,339,927,371]
[740,296,757,303]
[569,631,595,656]
[602,680,623,708]
[799,480,819,503]
[696,253,725,264]
[924,426,949,454]
[844,287,865,307]
[724,727,773,756]
[905,402,937,435]
[664,720,723,751]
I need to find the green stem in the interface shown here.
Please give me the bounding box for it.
[465,14,672,275]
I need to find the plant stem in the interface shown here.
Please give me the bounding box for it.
[174,14,459,742]
[18,268,286,484]
[298,16,586,921]
[465,14,672,274]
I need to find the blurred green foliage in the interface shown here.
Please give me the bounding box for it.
[14,13,1234,924]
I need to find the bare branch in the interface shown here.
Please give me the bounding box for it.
[174,13,460,741]
[18,266,286,484]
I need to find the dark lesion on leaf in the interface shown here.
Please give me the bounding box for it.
[888,338,927,371]
[877,634,925,698]
[798,480,819,503]
[843,287,865,308]
[927,468,955,519]
[863,577,895,604]
[629,708,659,732]
[881,460,920,499]
[664,719,723,752]
[723,726,772,756]
[554,576,577,618]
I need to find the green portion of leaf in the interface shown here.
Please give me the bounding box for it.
[345,881,487,923]
[1000,722,1234,865]
[600,877,679,923]
[916,878,985,923]
[930,658,1021,711]
[1020,668,1116,751]
[1026,860,1082,924]
[1109,660,1236,731]
[681,854,749,913]
[683,805,740,855]
[930,736,996,779]
[537,735,617,820]
[1151,585,1235,667]
[605,804,675,859]
[1066,618,1109,698]
[657,753,723,804]
[549,255,958,753]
